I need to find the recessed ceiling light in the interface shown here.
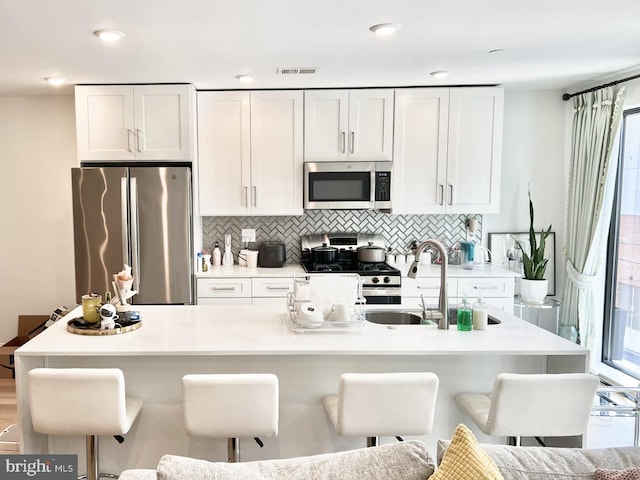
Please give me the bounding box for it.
[369,23,402,35]
[430,71,449,79]
[235,74,256,83]
[93,30,126,42]
[45,77,66,86]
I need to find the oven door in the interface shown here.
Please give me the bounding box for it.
[304,162,375,209]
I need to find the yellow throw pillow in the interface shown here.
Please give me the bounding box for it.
[431,424,504,480]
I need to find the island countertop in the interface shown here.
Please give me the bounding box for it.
[16,304,585,357]
[15,304,589,469]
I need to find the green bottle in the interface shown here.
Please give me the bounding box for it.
[457,295,473,331]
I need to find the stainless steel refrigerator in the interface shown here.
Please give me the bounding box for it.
[71,166,193,304]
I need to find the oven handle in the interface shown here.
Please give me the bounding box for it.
[362,287,402,296]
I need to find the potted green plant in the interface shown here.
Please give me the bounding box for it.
[514,190,552,304]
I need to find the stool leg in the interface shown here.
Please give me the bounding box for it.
[228,438,240,463]
[86,435,99,480]
[366,436,379,447]
[507,436,522,446]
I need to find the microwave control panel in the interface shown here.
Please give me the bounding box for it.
[375,171,391,201]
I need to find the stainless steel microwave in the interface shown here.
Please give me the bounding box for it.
[304,161,392,210]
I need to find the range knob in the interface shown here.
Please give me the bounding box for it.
[383,276,391,284]
[371,277,380,284]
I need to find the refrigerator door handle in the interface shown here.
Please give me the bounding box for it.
[121,177,131,267]
[130,177,141,293]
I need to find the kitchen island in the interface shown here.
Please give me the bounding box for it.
[15,304,588,472]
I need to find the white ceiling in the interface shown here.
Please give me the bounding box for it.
[2,0,640,96]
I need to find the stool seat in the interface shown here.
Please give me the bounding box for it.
[456,372,599,445]
[28,368,143,480]
[182,373,279,462]
[323,372,439,447]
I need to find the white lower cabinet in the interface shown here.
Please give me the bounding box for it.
[252,277,294,307]
[196,278,252,303]
[196,277,293,306]
[402,276,515,314]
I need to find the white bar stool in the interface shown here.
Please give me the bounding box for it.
[28,368,143,480]
[322,372,439,447]
[182,373,279,462]
[456,372,599,446]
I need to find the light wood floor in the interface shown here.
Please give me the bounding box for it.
[0,378,18,453]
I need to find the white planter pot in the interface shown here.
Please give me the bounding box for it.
[520,278,548,304]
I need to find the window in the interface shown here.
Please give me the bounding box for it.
[603,107,640,380]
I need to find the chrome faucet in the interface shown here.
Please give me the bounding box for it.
[407,239,449,329]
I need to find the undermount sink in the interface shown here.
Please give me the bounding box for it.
[364,311,424,325]
[364,309,501,326]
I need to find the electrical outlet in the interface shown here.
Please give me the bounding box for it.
[241,228,256,243]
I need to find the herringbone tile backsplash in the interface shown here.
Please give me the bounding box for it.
[202,211,481,264]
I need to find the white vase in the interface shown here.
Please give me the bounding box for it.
[520,278,548,304]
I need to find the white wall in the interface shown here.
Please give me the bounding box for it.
[484,89,569,296]
[0,96,77,342]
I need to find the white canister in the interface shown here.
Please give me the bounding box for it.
[420,251,433,265]
[238,249,249,266]
[395,254,406,264]
[246,250,259,268]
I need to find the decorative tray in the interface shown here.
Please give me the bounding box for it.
[67,317,142,336]
[285,274,366,334]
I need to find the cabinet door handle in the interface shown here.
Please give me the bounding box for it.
[341,131,346,153]
[439,184,444,205]
[448,184,453,205]
[127,129,134,152]
[211,286,236,291]
[473,285,499,290]
[136,129,142,152]
[244,186,249,207]
[253,186,257,207]
[417,285,439,290]
[350,131,355,154]
[267,286,291,291]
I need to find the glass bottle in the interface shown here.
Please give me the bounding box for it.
[457,295,473,331]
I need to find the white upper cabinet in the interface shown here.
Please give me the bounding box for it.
[304,89,394,161]
[75,85,194,162]
[392,89,450,214]
[392,87,503,214]
[197,92,250,216]
[197,90,304,216]
[446,88,504,214]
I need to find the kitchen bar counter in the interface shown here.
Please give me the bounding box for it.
[15,305,588,472]
[17,304,579,357]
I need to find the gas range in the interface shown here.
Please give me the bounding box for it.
[300,233,401,304]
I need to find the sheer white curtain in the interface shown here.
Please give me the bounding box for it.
[560,86,626,347]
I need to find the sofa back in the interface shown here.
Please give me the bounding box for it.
[156,440,434,480]
[438,441,640,480]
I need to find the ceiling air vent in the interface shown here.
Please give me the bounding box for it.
[277,67,319,75]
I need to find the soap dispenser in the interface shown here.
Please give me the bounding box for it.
[472,294,488,330]
[222,234,234,266]
[212,242,222,266]
[457,294,472,331]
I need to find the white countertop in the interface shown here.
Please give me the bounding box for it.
[196,264,305,278]
[16,304,585,357]
[397,263,521,278]
[195,263,518,278]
